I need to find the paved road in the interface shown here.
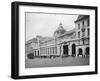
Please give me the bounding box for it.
[25,56,89,68]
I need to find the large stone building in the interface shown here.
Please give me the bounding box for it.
[25,15,90,59]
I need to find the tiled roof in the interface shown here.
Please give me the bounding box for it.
[75,15,89,23]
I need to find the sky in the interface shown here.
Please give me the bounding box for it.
[26,12,78,41]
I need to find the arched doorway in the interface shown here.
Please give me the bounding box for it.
[63,45,69,56]
[85,47,89,56]
[72,44,76,57]
[38,50,39,56]
[78,48,83,56]
[35,50,36,56]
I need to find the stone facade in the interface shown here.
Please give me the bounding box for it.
[26,15,90,59]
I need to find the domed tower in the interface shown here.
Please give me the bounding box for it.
[54,22,66,37]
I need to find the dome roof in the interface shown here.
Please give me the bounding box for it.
[54,22,66,37]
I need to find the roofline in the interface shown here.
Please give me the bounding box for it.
[74,15,89,23]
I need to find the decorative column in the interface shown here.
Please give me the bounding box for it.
[57,45,60,56]
[61,44,63,56]
[69,43,72,56]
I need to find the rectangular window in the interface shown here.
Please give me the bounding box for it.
[82,21,85,28]
[82,31,85,37]
[48,48,49,54]
[78,23,80,29]
[88,29,89,36]
[55,47,57,54]
[50,48,52,54]
[87,19,89,26]
[78,32,80,38]
[78,40,80,45]
[53,47,54,54]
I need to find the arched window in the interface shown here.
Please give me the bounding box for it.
[72,44,76,57]
[35,50,36,56]
[78,48,83,56]
[85,47,89,55]
[38,50,39,56]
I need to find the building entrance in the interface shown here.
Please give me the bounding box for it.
[63,45,69,56]
[72,44,76,57]
[85,47,89,56]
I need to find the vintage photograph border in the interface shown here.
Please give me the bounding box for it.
[11,1,98,79]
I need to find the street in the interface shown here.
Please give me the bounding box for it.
[25,56,89,68]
